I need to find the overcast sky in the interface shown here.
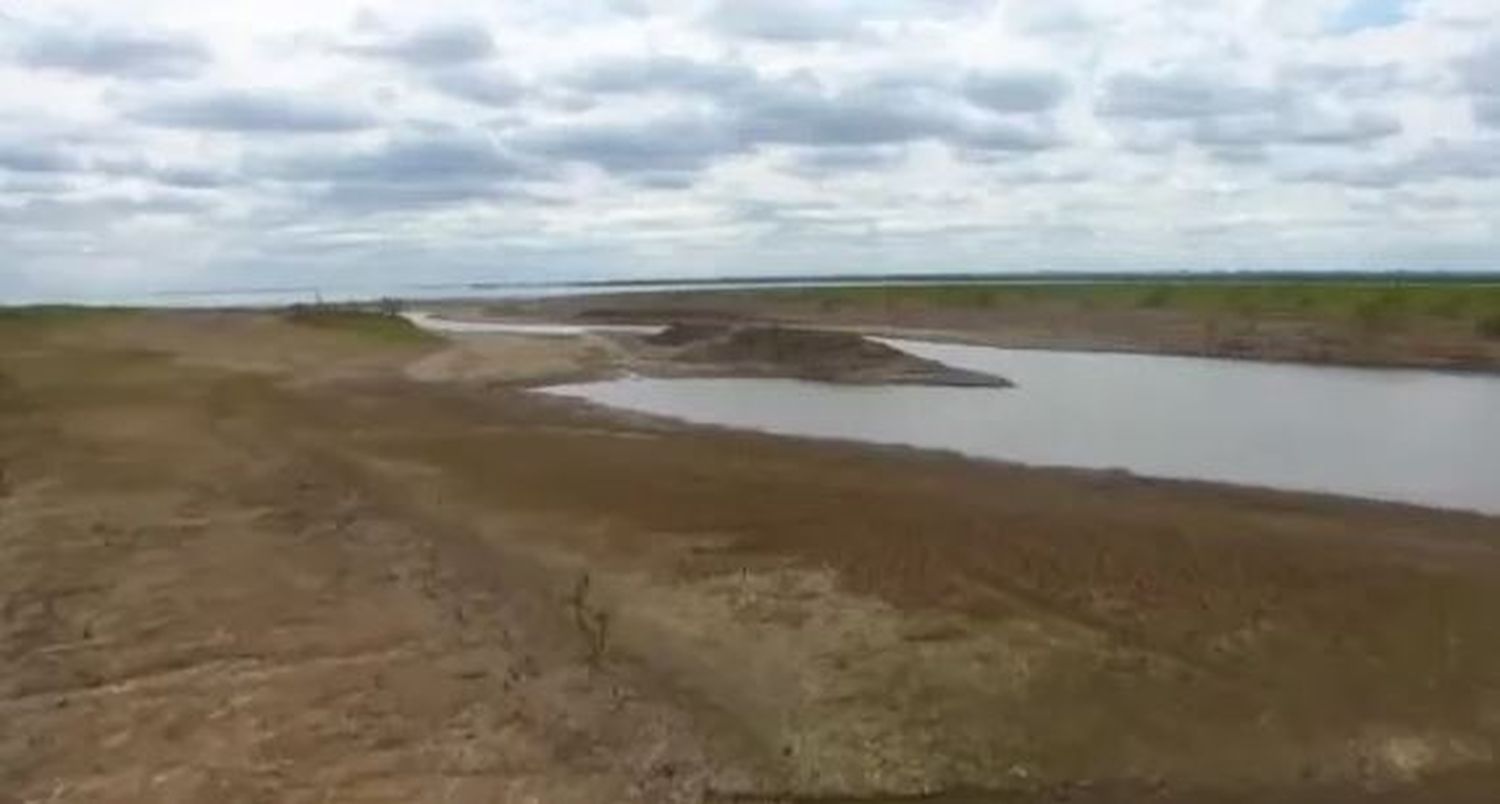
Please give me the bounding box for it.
[2,0,1498,300]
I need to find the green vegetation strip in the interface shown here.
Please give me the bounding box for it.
[0,305,137,326]
[760,282,1500,337]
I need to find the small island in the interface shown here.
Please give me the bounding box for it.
[626,323,1013,388]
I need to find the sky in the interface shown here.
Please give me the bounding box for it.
[1,0,1498,301]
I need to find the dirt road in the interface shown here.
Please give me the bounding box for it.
[3,309,1498,802]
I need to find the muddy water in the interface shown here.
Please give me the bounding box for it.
[544,340,1500,515]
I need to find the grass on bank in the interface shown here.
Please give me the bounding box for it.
[768,281,1500,335]
[281,303,438,345]
[0,305,136,328]
[0,302,436,346]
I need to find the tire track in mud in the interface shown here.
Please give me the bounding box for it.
[195,374,772,800]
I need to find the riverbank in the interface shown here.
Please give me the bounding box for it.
[468,280,1500,373]
[3,308,1498,802]
[403,314,1012,387]
[625,323,1011,387]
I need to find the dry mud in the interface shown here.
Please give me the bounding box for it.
[2,310,1498,802]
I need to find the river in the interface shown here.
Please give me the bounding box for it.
[543,338,1500,515]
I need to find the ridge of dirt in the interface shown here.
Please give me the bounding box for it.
[632,323,1013,387]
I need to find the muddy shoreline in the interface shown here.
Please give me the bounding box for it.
[529,389,1499,525]
[4,308,1499,802]
[460,284,1500,375]
[406,315,1013,388]
[408,309,1499,517]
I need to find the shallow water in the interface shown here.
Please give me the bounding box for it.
[544,340,1500,515]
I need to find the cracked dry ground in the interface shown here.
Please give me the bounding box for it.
[0,323,742,803]
[3,311,1500,803]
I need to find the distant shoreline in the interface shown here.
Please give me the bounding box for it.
[13,270,1498,312]
[464,279,1500,375]
[157,268,1500,301]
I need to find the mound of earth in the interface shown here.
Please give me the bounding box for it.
[644,322,732,346]
[641,323,1012,387]
[579,307,743,323]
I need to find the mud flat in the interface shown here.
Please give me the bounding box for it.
[2,307,1498,803]
[624,323,1012,387]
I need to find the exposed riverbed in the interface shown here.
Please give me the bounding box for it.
[14,306,1499,802]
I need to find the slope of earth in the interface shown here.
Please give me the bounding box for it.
[630,323,1011,386]
[2,308,1498,802]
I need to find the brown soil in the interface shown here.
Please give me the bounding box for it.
[633,323,1011,386]
[404,330,621,387]
[646,322,735,346]
[3,310,1498,802]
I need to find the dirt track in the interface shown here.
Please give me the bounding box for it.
[3,309,1499,802]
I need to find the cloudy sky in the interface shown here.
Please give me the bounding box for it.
[1,0,1498,301]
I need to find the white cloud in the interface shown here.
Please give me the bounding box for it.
[0,0,1496,301]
